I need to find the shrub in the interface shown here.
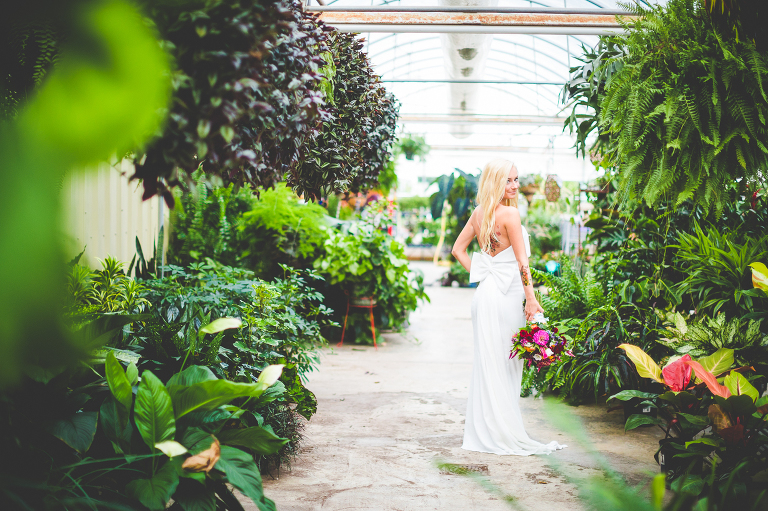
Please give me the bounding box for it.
[314,214,429,344]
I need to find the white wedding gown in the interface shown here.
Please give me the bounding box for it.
[462,226,566,456]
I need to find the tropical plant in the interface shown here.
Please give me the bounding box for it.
[598,0,768,214]
[655,312,768,367]
[313,220,428,344]
[561,37,625,160]
[673,223,768,319]
[67,255,150,316]
[169,172,331,279]
[614,344,768,506]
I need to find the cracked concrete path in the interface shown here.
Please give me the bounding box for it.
[257,271,664,511]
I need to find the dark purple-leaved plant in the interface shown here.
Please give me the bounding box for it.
[288,32,399,199]
[133,0,330,205]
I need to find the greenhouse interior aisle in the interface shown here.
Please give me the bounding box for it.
[257,266,664,511]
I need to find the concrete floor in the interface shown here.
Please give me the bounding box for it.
[256,264,665,511]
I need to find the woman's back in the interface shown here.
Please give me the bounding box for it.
[470,205,517,256]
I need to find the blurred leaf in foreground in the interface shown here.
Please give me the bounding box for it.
[0,0,170,387]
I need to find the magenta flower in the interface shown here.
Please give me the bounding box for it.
[533,329,550,346]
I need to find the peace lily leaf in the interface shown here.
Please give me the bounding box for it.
[155,440,188,457]
[695,348,734,382]
[608,390,659,401]
[48,411,98,454]
[256,365,284,390]
[169,379,268,419]
[167,365,217,387]
[199,317,242,336]
[217,426,289,455]
[126,362,139,386]
[182,437,221,473]
[135,370,176,450]
[749,262,768,292]
[215,446,274,510]
[670,474,704,496]
[126,459,181,511]
[724,371,759,402]
[625,414,663,432]
[618,344,663,383]
[100,396,132,454]
[684,360,731,398]
[105,351,132,414]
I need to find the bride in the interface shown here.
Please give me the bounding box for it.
[451,158,566,456]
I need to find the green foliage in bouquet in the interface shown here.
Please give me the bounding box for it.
[598,0,768,214]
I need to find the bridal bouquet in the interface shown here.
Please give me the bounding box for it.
[510,314,573,371]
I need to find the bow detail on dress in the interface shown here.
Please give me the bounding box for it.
[468,247,518,294]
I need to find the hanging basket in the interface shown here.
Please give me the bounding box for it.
[544,174,561,202]
[519,184,539,203]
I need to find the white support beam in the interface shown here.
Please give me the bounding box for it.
[400,114,565,126]
[310,7,632,35]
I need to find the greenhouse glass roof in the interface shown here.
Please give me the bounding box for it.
[311,0,656,191]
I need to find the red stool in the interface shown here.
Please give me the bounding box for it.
[338,294,378,349]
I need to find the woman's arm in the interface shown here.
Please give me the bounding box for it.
[451,211,476,272]
[503,207,544,321]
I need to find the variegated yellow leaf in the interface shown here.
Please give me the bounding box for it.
[619,344,663,383]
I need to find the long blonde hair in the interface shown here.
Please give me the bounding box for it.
[476,158,518,253]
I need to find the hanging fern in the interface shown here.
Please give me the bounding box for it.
[598,0,768,214]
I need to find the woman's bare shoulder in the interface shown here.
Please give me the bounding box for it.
[496,204,520,218]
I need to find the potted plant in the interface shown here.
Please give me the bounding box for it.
[397,133,430,161]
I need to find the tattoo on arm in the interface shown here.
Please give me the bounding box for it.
[521,265,531,287]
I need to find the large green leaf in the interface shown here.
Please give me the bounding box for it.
[658,391,699,409]
[173,480,217,511]
[215,446,275,511]
[670,474,704,496]
[100,396,132,454]
[167,365,217,387]
[696,348,734,379]
[169,380,268,419]
[105,351,133,417]
[48,411,98,454]
[135,370,176,450]
[608,390,659,402]
[724,371,759,402]
[624,414,663,432]
[199,317,242,336]
[126,362,139,386]
[218,427,289,455]
[126,458,181,511]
